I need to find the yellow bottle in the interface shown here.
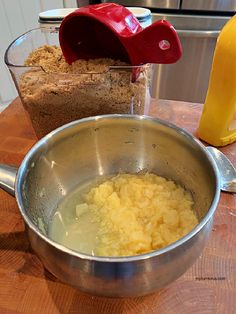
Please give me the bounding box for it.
[198,15,236,146]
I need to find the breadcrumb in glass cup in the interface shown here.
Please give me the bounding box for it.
[5,28,153,138]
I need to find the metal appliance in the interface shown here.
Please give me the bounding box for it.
[181,0,236,12]
[150,12,229,103]
[77,1,181,10]
[98,0,235,103]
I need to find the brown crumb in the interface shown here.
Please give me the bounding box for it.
[20,45,151,138]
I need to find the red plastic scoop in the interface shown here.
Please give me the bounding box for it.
[59,3,182,66]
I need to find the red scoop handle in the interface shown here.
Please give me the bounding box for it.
[122,20,182,65]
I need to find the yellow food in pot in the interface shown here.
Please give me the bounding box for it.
[49,173,198,257]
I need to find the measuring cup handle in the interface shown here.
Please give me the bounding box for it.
[124,20,182,65]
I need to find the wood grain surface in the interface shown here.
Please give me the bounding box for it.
[0,98,235,314]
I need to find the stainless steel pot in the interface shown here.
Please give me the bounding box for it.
[0,115,220,297]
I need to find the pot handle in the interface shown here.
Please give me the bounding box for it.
[206,146,236,194]
[0,164,18,196]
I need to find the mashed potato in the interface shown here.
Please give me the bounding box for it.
[75,173,198,256]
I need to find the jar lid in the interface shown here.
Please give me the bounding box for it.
[39,8,76,22]
[38,7,151,24]
[126,7,151,21]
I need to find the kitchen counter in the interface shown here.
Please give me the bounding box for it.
[0,98,235,313]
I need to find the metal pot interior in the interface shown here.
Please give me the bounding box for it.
[17,115,218,250]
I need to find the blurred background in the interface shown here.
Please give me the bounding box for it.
[1,0,235,112]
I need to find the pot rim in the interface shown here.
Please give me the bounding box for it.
[15,114,221,262]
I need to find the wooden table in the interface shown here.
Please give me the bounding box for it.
[0,98,235,313]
